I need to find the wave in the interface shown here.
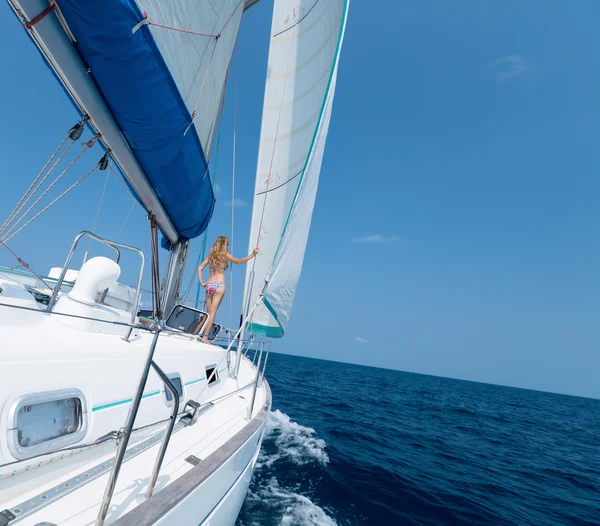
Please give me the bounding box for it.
[242,476,337,526]
[260,409,329,468]
[238,410,336,525]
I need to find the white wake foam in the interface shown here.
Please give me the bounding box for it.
[245,476,337,526]
[261,409,329,468]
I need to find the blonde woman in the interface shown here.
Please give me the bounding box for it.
[197,236,259,343]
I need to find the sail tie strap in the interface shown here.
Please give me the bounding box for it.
[23,0,55,30]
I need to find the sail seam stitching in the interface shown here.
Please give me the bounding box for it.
[273,0,322,38]
[256,168,303,196]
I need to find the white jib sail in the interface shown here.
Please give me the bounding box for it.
[242,0,349,337]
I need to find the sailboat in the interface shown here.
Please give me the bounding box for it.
[0,0,348,524]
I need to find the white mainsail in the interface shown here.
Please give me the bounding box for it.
[9,0,244,243]
[138,0,244,157]
[242,0,349,337]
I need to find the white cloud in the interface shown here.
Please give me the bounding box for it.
[226,198,247,208]
[356,336,370,344]
[495,55,530,81]
[351,234,399,244]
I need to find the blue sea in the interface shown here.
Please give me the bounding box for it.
[236,353,600,525]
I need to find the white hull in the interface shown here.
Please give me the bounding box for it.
[0,269,271,525]
[150,420,264,526]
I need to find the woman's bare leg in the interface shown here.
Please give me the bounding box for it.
[202,287,225,343]
[195,293,213,335]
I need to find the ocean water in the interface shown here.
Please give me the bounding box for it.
[236,353,600,526]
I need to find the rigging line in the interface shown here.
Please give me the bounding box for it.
[0,239,52,290]
[229,48,238,330]
[144,16,218,38]
[0,119,86,237]
[0,126,73,236]
[3,155,104,244]
[1,136,99,241]
[83,169,110,263]
[116,200,136,242]
[185,37,219,135]
[0,140,77,238]
[220,0,246,36]
[107,164,139,202]
[205,49,230,163]
[180,230,205,303]
[91,170,109,234]
[143,0,245,40]
[177,165,215,302]
[181,115,224,305]
[182,0,246,132]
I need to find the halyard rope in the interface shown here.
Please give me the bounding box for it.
[229,50,238,330]
[1,136,99,242]
[3,148,106,244]
[0,120,86,238]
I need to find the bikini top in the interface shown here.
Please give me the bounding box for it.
[209,263,229,273]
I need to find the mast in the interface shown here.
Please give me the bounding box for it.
[162,241,189,318]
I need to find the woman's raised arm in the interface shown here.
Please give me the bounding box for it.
[226,248,259,265]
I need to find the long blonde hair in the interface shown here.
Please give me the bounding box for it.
[208,236,228,268]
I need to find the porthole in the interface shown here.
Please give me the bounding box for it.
[8,389,87,460]
[205,365,219,387]
[162,373,184,407]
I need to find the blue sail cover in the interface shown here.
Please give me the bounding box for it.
[55,0,236,241]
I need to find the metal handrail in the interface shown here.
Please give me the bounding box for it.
[247,341,264,420]
[98,244,120,304]
[96,328,161,525]
[146,361,180,498]
[47,231,145,332]
[259,341,270,386]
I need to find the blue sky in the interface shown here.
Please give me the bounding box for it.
[0,1,599,398]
